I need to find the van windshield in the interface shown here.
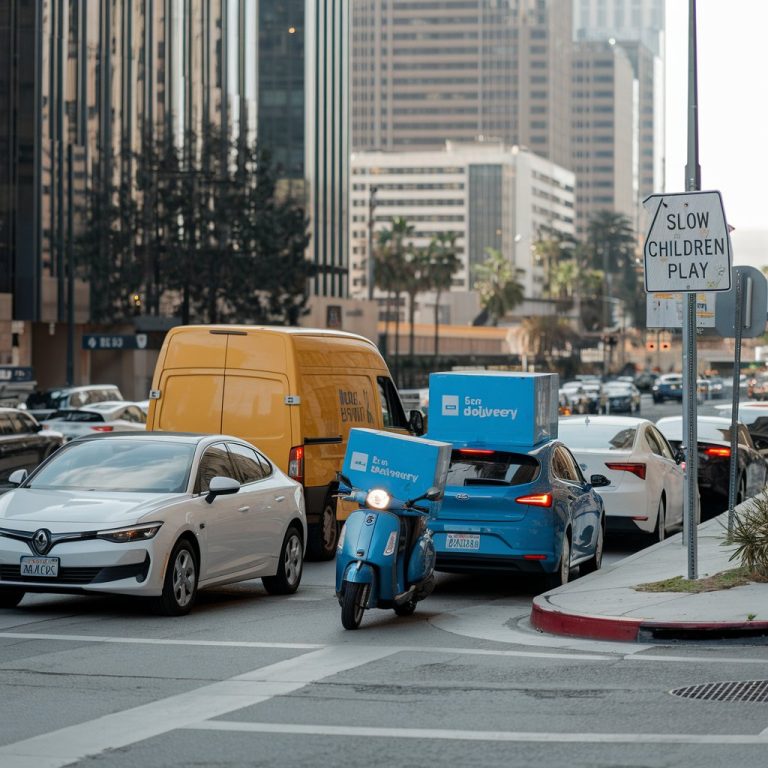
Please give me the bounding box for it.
[446,449,540,487]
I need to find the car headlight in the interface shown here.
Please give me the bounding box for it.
[366,489,391,510]
[96,522,163,543]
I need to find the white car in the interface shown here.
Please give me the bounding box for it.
[0,433,306,615]
[41,401,147,441]
[558,416,684,541]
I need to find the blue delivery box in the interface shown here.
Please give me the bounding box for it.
[342,428,451,504]
[427,371,559,447]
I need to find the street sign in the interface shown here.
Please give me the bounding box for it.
[715,266,768,339]
[82,334,148,351]
[0,366,34,383]
[646,292,715,328]
[643,190,732,293]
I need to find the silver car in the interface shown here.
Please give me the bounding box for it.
[41,401,147,441]
[0,433,307,615]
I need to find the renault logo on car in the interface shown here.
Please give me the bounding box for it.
[32,528,52,555]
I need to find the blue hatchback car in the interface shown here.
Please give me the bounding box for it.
[430,440,607,587]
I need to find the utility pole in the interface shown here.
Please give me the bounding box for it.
[367,185,378,301]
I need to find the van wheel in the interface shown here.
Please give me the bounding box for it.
[307,494,339,561]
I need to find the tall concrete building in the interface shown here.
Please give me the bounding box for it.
[0,1,349,383]
[350,141,575,321]
[574,0,665,55]
[351,0,574,170]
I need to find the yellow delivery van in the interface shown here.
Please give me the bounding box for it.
[146,326,421,559]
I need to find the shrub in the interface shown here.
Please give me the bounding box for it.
[728,495,768,578]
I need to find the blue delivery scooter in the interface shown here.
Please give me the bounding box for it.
[335,474,442,630]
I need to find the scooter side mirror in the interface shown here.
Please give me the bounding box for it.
[423,487,443,502]
[337,472,353,491]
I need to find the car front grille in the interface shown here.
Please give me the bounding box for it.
[0,557,150,585]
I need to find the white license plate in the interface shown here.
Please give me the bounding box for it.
[20,557,59,578]
[446,533,480,551]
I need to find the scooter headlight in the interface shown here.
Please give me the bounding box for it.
[366,489,391,510]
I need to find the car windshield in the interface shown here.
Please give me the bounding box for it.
[558,423,637,450]
[446,449,540,486]
[25,439,195,493]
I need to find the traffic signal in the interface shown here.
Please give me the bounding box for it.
[660,341,671,351]
[646,341,656,351]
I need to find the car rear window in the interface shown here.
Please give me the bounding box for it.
[658,420,732,443]
[558,423,637,450]
[49,411,105,423]
[446,449,540,487]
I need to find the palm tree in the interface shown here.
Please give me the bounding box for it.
[403,246,431,361]
[472,247,525,326]
[521,315,577,361]
[426,232,462,356]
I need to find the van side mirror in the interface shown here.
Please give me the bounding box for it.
[408,409,425,436]
[205,476,240,504]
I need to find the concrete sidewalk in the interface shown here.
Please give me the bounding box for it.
[530,512,768,642]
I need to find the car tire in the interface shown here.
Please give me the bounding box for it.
[341,582,367,630]
[0,588,25,609]
[262,526,304,595]
[544,533,571,590]
[394,598,417,617]
[151,539,198,616]
[653,496,666,543]
[580,517,604,575]
[307,494,339,561]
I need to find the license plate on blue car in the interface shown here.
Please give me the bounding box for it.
[20,557,59,578]
[446,533,480,550]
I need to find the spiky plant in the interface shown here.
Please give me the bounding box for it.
[728,495,768,578]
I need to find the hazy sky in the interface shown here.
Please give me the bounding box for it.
[664,0,768,237]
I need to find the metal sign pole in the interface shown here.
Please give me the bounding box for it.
[727,272,745,536]
[683,0,700,579]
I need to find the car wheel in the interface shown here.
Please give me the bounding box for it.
[152,539,198,616]
[262,526,304,595]
[545,533,571,590]
[653,496,666,543]
[580,518,604,575]
[394,598,417,617]
[0,588,25,609]
[307,494,339,561]
[341,582,368,630]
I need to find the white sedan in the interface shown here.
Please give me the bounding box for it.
[41,401,147,441]
[0,433,306,615]
[558,416,684,541]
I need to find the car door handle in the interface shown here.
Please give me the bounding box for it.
[238,506,250,513]
[274,495,285,502]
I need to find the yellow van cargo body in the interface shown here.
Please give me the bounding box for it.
[146,326,411,559]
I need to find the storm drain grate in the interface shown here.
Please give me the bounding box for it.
[671,680,768,703]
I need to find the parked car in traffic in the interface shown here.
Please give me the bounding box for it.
[652,374,683,403]
[0,408,65,491]
[41,402,147,441]
[656,415,768,508]
[713,402,768,450]
[0,432,307,614]
[634,371,658,392]
[558,416,683,541]
[26,385,124,421]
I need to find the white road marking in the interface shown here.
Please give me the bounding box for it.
[187,720,768,745]
[0,645,394,768]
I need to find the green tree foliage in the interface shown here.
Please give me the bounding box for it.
[426,232,462,356]
[76,127,312,325]
[472,247,525,326]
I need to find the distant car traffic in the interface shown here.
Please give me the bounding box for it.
[603,381,642,414]
[0,408,64,491]
[26,385,124,421]
[558,416,683,541]
[656,415,768,508]
[41,401,147,441]
[652,374,683,403]
[0,433,307,614]
[430,440,607,587]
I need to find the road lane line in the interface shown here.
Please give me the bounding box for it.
[0,645,394,768]
[187,720,768,745]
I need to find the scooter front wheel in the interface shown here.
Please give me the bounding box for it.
[341,582,367,630]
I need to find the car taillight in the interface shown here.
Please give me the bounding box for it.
[90,425,114,432]
[605,462,646,480]
[515,492,552,507]
[457,448,494,455]
[704,446,731,458]
[288,445,304,484]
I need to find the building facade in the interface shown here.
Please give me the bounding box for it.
[351,0,573,170]
[350,141,575,322]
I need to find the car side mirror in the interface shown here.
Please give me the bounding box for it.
[674,447,685,464]
[31,423,43,433]
[205,476,240,504]
[9,469,28,486]
[590,474,611,488]
[408,409,425,436]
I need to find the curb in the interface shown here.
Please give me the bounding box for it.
[531,596,768,642]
